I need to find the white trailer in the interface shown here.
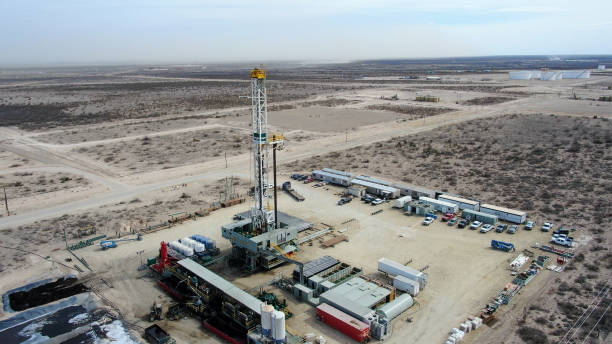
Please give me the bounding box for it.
[479,203,527,224]
[419,197,458,214]
[393,196,412,208]
[393,275,420,296]
[378,258,427,289]
[438,194,480,211]
[312,170,352,187]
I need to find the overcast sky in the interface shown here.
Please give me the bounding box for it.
[1,0,611,66]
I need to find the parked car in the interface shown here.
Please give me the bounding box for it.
[441,213,456,222]
[470,221,483,230]
[371,198,383,205]
[541,222,554,232]
[553,227,570,236]
[423,217,435,226]
[291,174,299,180]
[495,223,508,233]
[458,219,469,229]
[480,224,494,233]
[525,221,535,230]
[303,177,314,184]
[508,225,519,234]
[448,217,458,226]
[551,236,573,247]
[337,197,351,206]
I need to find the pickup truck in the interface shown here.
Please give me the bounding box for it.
[458,219,470,229]
[448,217,458,226]
[508,225,519,234]
[442,213,456,222]
[553,228,570,236]
[495,223,508,233]
[541,222,554,232]
[551,236,573,247]
[470,221,483,230]
[423,217,435,226]
[525,221,535,230]
[480,224,494,233]
[371,198,383,205]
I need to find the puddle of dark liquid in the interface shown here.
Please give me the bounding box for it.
[8,277,89,312]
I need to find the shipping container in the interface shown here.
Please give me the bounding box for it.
[378,258,427,289]
[393,275,420,296]
[438,194,480,211]
[316,303,370,343]
[462,209,498,225]
[479,204,526,224]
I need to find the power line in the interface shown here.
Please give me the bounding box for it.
[559,284,610,344]
[580,300,611,344]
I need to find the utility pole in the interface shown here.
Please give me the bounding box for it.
[225,152,227,168]
[3,186,9,216]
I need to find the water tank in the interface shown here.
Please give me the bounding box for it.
[260,304,274,337]
[191,235,216,250]
[169,241,193,257]
[271,310,285,344]
[376,294,414,320]
[180,237,206,253]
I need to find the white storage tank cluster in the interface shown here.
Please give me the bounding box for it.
[271,310,285,344]
[376,293,414,320]
[180,237,206,253]
[508,71,532,80]
[169,241,194,257]
[540,71,563,80]
[562,70,590,79]
[393,275,420,296]
[260,303,274,336]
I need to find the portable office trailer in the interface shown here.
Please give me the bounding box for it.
[351,179,400,199]
[438,194,480,211]
[312,170,352,187]
[322,168,353,177]
[354,175,393,186]
[419,197,458,214]
[392,183,436,199]
[404,200,435,216]
[462,209,498,225]
[347,185,366,197]
[479,204,527,224]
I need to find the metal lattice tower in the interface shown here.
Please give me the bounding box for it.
[250,68,270,232]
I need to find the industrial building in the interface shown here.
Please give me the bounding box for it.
[312,170,352,186]
[351,179,400,198]
[318,277,392,322]
[437,194,480,211]
[479,204,527,224]
[378,258,428,290]
[462,209,498,225]
[419,197,459,214]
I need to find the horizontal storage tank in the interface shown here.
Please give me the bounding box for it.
[180,237,206,253]
[169,241,193,257]
[376,293,414,320]
[316,303,370,343]
[378,258,427,289]
[191,235,216,250]
[393,275,420,296]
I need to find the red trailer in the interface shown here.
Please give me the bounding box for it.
[316,303,370,343]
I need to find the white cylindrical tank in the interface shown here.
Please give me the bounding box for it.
[180,237,206,253]
[261,304,274,337]
[169,241,193,257]
[376,293,414,320]
[271,310,285,344]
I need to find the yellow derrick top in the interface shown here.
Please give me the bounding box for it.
[251,68,266,79]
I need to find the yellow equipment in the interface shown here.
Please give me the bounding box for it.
[251,68,266,79]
